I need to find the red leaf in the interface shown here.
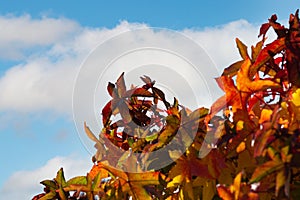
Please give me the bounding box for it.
[107,82,115,97]
[124,87,153,98]
[259,23,271,38]
[250,37,285,78]
[102,101,112,126]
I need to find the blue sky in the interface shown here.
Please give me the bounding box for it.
[0,1,298,198]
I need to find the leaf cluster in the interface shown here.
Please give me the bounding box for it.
[33,10,300,200]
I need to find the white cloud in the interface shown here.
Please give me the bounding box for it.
[183,19,276,70]
[0,14,280,198]
[0,155,91,199]
[0,14,80,60]
[0,15,268,117]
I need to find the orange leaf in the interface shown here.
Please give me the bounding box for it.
[236,142,246,153]
[217,185,234,200]
[250,161,283,183]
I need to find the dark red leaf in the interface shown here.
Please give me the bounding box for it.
[259,23,271,38]
[102,101,112,126]
[107,82,115,97]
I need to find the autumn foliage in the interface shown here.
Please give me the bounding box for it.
[33,10,300,200]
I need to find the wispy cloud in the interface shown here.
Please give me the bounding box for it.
[0,155,91,199]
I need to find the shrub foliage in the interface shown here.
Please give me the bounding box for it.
[33,10,300,200]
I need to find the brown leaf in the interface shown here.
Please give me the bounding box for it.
[222,60,244,77]
[236,38,249,60]
[116,72,126,97]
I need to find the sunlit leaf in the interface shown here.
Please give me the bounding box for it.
[40,180,57,191]
[250,37,285,78]
[66,176,87,186]
[236,141,246,153]
[231,172,242,200]
[236,38,249,60]
[276,169,285,196]
[259,109,273,124]
[217,185,234,200]
[222,60,244,77]
[291,88,300,106]
[250,161,284,183]
[55,168,67,188]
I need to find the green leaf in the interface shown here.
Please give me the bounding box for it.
[236,38,249,60]
[38,191,57,200]
[250,161,284,183]
[58,186,67,200]
[40,180,57,191]
[55,168,67,188]
[145,133,158,142]
[92,173,103,192]
[66,176,87,186]
[267,146,281,162]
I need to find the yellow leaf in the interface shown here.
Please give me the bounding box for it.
[276,169,285,196]
[292,88,300,106]
[259,109,273,124]
[230,172,242,200]
[236,142,246,153]
[236,120,244,131]
[167,175,183,188]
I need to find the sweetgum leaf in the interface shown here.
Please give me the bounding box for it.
[251,40,264,61]
[217,185,234,200]
[259,23,271,38]
[102,100,112,126]
[37,192,56,200]
[250,161,283,183]
[222,60,243,77]
[124,87,153,97]
[40,180,57,191]
[250,37,285,78]
[276,169,286,196]
[94,162,163,199]
[66,176,87,186]
[55,168,67,188]
[107,82,115,97]
[236,38,249,60]
[116,72,126,97]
